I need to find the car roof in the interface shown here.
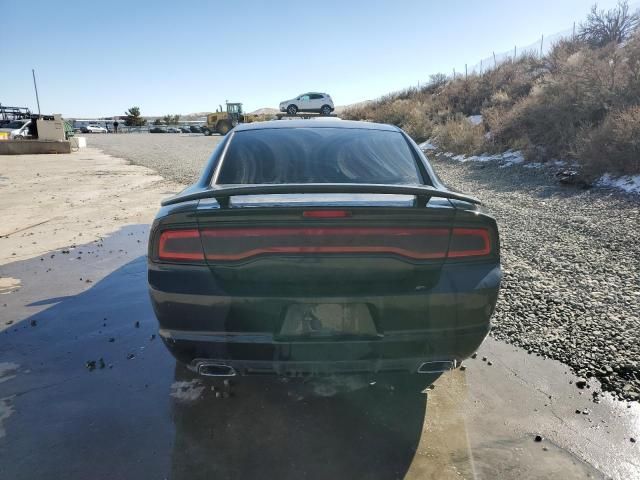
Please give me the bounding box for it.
[234,119,399,132]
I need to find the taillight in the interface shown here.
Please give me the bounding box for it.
[157,229,204,261]
[447,228,491,258]
[156,226,493,262]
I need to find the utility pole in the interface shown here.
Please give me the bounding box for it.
[32,69,41,115]
[514,45,517,60]
[465,63,468,80]
[493,51,497,68]
[572,21,576,39]
[540,34,544,58]
[480,59,483,74]
[452,68,456,79]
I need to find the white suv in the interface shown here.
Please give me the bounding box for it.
[279,93,334,115]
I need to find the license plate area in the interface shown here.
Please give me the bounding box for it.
[278,303,380,339]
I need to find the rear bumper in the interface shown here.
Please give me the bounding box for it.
[159,322,491,376]
[150,262,500,373]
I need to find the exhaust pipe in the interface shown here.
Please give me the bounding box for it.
[196,362,236,377]
[417,360,456,374]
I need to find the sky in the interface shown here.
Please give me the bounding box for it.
[1,0,623,118]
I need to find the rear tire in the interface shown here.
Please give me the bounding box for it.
[320,105,332,116]
[287,104,298,115]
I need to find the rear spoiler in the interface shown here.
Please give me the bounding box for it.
[161,183,481,208]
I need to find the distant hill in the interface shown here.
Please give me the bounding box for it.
[334,101,372,115]
[249,107,279,115]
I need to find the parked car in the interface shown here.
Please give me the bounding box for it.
[167,127,181,133]
[279,92,334,115]
[150,126,167,133]
[148,120,501,390]
[189,125,202,133]
[0,119,32,139]
[82,124,108,133]
[179,127,191,133]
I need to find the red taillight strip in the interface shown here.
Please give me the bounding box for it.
[201,227,448,237]
[158,229,204,261]
[203,245,449,261]
[200,227,450,260]
[156,227,492,262]
[447,228,491,258]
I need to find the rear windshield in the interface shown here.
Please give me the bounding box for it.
[216,127,422,185]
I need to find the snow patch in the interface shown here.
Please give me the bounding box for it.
[596,174,640,194]
[418,140,437,150]
[467,115,483,125]
[442,150,525,167]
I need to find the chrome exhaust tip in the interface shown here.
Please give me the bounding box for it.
[196,362,236,377]
[417,360,456,374]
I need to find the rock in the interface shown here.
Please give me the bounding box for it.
[108,337,115,343]
[471,353,478,359]
[534,435,543,442]
[98,358,105,369]
[575,379,588,389]
[85,360,96,371]
[126,353,135,360]
[134,321,140,328]
[30,320,37,327]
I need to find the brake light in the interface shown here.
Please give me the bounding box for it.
[447,228,491,258]
[302,210,351,218]
[157,229,204,261]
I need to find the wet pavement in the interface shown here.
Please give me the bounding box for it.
[1,225,638,479]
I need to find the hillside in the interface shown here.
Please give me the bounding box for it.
[343,2,640,179]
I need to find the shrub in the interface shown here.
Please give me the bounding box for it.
[578,1,639,48]
[576,105,640,176]
[433,117,486,154]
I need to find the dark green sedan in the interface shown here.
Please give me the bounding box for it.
[148,120,501,389]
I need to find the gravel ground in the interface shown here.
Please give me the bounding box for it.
[430,154,640,403]
[87,133,640,402]
[88,133,223,184]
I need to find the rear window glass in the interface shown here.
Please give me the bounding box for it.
[216,128,422,185]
